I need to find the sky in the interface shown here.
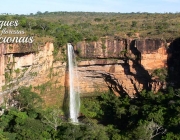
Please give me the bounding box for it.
[0,0,180,14]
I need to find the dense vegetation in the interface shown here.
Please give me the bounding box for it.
[30,11,180,39]
[1,12,180,48]
[1,86,180,139]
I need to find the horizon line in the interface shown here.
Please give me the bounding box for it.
[1,11,180,16]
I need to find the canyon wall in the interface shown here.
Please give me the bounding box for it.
[0,43,66,106]
[75,38,168,97]
[0,37,169,105]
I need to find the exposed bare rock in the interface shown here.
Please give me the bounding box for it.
[135,39,167,70]
[78,59,123,66]
[151,80,167,93]
[75,38,168,97]
[0,42,66,106]
[0,44,5,91]
[0,37,170,101]
[75,37,128,58]
[4,43,34,54]
[76,61,146,97]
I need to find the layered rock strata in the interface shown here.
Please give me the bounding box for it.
[0,37,169,101]
[75,38,168,97]
[0,43,66,106]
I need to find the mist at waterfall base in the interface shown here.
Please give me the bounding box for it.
[67,43,80,123]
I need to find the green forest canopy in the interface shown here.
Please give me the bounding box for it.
[0,12,180,48]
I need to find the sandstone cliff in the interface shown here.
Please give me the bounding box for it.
[75,37,168,97]
[0,43,66,106]
[0,37,170,105]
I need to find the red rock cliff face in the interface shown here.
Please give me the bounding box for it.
[75,38,168,97]
[0,38,169,102]
[75,37,128,58]
[0,43,66,107]
[0,44,5,92]
[135,39,167,70]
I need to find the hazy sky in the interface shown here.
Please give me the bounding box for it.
[0,0,180,14]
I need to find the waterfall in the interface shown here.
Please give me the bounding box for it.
[67,43,80,123]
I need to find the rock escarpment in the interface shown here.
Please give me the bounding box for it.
[0,43,66,106]
[75,38,168,97]
[167,38,180,87]
[0,37,170,103]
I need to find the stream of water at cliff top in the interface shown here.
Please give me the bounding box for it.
[67,43,80,123]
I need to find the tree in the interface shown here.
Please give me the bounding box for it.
[19,17,27,28]
[26,19,37,32]
[41,108,63,131]
[57,122,109,140]
[0,130,7,140]
[36,11,42,15]
[36,19,49,31]
[162,132,180,140]
[14,118,50,140]
[12,86,43,112]
[133,120,166,140]
[131,21,137,27]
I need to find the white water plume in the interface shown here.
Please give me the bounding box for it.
[67,43,80,123]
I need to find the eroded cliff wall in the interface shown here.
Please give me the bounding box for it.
[0,37,169,105]
[0,43,66,106]
[75,38,168,97]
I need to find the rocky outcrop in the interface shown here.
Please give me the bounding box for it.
[77,62,140,97]
[151,80,166,93]
[0,43,55,89]
[76,38,167,70]
[76,59,148,97]
[0,44,5,91]
[0,37,170,102]
[0,42,66,106]
[134,39,167,70]
[5,43,34,54]
[75,38,168,97]
[167,37,180,87]
[75,37,128,58]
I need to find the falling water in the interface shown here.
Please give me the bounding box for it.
[67,43,80,123]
